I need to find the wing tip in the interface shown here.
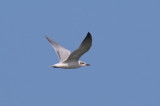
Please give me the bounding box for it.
[45,35,55,45]
[86,32,92,41]
[87,32,91,36]
[45,35,49,40]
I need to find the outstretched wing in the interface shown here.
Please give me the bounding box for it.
[45,36,71,62]
[65,32,92,62]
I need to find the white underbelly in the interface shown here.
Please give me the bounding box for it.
[63,62,81,69]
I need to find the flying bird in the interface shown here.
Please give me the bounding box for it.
[45,32,92,69]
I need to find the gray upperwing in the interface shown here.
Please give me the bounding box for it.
[45,36,71,62]
[65,32,92,62]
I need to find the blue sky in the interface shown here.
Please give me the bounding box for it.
[0,0,160,106]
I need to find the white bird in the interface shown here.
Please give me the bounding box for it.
[45,32,92,69]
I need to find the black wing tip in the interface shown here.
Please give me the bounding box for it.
[45,35,49,39]
[45,36,53,44]
[81,32,92,46]
[45,36,50,41]
[87,32,91,36]
[86,32,92,39]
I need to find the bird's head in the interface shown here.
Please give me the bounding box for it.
[79,61,90,67]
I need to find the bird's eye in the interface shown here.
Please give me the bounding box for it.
[80,62,85,64]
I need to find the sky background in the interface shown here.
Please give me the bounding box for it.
[0,0,160,106]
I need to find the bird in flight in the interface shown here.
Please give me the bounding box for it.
[45,32,92,69]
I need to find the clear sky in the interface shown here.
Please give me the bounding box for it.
[0,0,160,106]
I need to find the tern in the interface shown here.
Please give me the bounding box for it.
[45,32,92,69]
